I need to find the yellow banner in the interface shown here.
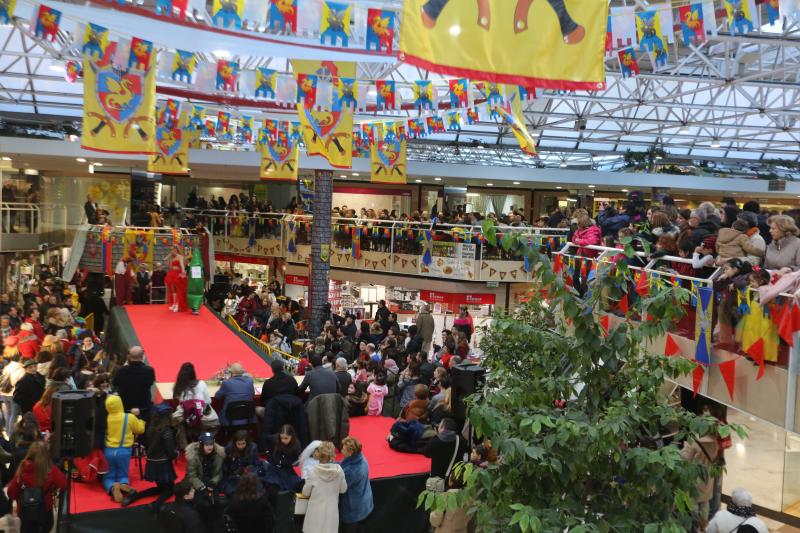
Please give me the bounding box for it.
[371,136,407,184]
[123,229,154,272]
[292,60,356,169]
[81,51,156,154]
[496,86,537,156]
[147,114,190,175]
[399,0,607,90]
[260,140,299,181]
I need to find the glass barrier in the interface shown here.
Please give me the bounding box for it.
[0,202,39,234]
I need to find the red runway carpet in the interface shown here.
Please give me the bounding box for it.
[70,416,431,514]
[124,305,273,382]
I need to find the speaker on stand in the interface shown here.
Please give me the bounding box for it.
[52,390,96,531]
[450,362,485,424]
[86,272,105,298]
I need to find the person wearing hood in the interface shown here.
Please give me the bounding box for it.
[339,436,373,532]
[104,394,146,502]
[301,441,347,533]
[706,487,768,533]
[680,433,720,531]
[16,323,40,360]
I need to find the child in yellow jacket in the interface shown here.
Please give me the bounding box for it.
[104,394,146,503]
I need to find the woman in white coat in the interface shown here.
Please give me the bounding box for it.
[302,441,347,533]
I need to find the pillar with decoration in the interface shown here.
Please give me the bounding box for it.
[310,169,332,339]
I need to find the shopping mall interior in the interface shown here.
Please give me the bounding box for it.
[2,0,800,531]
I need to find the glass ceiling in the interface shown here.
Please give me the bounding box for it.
[0,0,798,172]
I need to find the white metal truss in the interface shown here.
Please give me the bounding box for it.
[0,0,798,171]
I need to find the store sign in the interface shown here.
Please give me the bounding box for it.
[214,253,272,265]
[420,241,476,280]
[285,274,309,286]
[419,290,495,306]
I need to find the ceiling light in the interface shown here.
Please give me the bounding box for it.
[415,179,422,183]
[679,125,691,134]
[49,65,65,73]
[93,162,103,166]
[486,183,493,187]
[339,174,347,178]
[556,186,562,189]
[512,181,520,185]
[76,158,86,163]
[711,139,721,148]
[588,185,595,188]
[1,157,10,161]
[352,173,359,176]
[621,188,629,192]
[559,162,567,168]
[434,177,442,181]
[449,25,461,36]
[213,49,231,58]
[655,156,663,160]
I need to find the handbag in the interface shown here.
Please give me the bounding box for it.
[425,435,459,493]
[294,493,309,515]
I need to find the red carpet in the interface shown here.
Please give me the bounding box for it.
[70,416,430,514]
[124,305,273,382]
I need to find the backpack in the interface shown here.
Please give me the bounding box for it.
[180,399,205,429]
[19,484,45,522]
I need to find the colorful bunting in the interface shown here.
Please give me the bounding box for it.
[267,0,297,33]
[664,333,681,356]
[255,67,277,99]
[618,48,639,78]
[413,81,434,111]
[212,0,243,29]
[375,80,396,110]
[366,8,395,53]
[719,359,737,400]
[128,37,153,72]
[0,0,16,24]
[694,286,712,366]
[82,23,109,59]
[692,364,704,397]
[170,50,196,83]
[296,73,318,108]
[320,1,351,47]
[724,0,755,34]
[448,79,468,108]
[678,4,706,46]
[260,133,298,181]
[34,5,61,41]
[216,60,239,92]
[371,131,406,184]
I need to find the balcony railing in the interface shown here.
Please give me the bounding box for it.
[0,202,105,251]
[553,242,800,435]
[184,208,570,282]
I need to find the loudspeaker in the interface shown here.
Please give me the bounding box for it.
[51,390,96,459]
[87,272,105,298]
[450,362,485,421]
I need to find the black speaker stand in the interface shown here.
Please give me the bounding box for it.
[56,458,75,533]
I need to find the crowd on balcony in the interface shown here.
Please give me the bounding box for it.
[562,192,800,365]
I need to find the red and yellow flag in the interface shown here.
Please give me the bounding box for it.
[400,0,608,90]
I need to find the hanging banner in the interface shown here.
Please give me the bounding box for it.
[493,87,537,156]
[724,0,756,34]
[618,48,639,78]
[33,5,61,42]
[216,59,239,92]
[413,80,434,110]
[170,50,196,83]
[0,0,16,24]
[365,8,395,53]
[123,229,154,272]
[211,0,243,28]
[128,37,154,71]
[260,135,299,181]
[255,66,277,99]
[148,108,190,174]
[399,0,607,90]
[371,134,406,184]
[82,23,109,59]
[81,45,156,155]
[267,0,298,32]
[320,1,352,46]
[694,286,713,366]
[293,60,355,168]
[678,4,706,45]
[375,80,396,110]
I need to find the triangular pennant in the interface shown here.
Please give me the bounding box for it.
[635,270,650,297]
[745,338,766,380]
[664,333,681,356]
[510,270,518,279]
[499,271,506,280]
[719,359,737,400]
[599,314,610,336]
[618,293,629,315]
[692,364,704,398]
[774,301,795,347]
[490,268,497,276]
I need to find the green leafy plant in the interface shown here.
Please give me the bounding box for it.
[419,221,745,532]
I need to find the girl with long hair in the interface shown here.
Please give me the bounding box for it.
[225,472,273,533]
[172,362,214,449]
[221,430,261,497]
[164,245,187,312]
[262,424,302,494]
[7,441,67,533]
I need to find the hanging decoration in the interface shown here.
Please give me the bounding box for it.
[81,42,156,154]
[33,4,61,41]
[148,106,190,174]
[101,224,113,274]
[216,59,239,92]
[366,8,395,53]
[678,4,706,45]
[448,78,469,108]
[692,364,704,397]
[255,67,278,99]
[169,50,196,83]
[320,1,352,47]
[211,0,243,29]
[371,125,407,184]
[618,48,639,78]
[399,0,608,90]
[0,0,16,24]
[260,127,299,181]
[240,116,253,143]
[724,0,756,35]
[719,359,737,400]
[128,37,153,71]
[493,87,537,156]
[413,80,434,111]
[82,23,109,59]
[664,333,681,356]
[694,286,713,365]
[155,0,188,18]
[267,0,298,33]
[296,73,318,108]
[375,80,396,110]
[635,9,668,68]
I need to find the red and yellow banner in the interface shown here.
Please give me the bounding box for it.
[371,135,407,184]
[260,138,299,181]
[82,43,156,154]
[293,60,355,168]
[399,0,608,90]
[148,109,190,174]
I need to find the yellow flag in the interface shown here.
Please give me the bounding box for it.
[148,109,190,174]
[495,86,537,156]
[371,136,407,184]
[400,0,607,90]
[293,60,355,169]
[82,50,156,154]
[123,229,154,272]
[260,139,299,181]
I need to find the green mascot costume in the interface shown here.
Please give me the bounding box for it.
[187,247,205,315]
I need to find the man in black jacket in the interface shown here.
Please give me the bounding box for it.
[258,359,298,410]
[161,480,204,532]
[298,354,338,400]
[405,325,424,356]
[334,358,351,397]
[113,346,156,421]
[13,360,44,414]
[374,300,390,332]
[423,418,468,479]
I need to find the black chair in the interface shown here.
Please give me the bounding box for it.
[222,400,256,439]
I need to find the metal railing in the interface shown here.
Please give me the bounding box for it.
[225,314,300,368]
